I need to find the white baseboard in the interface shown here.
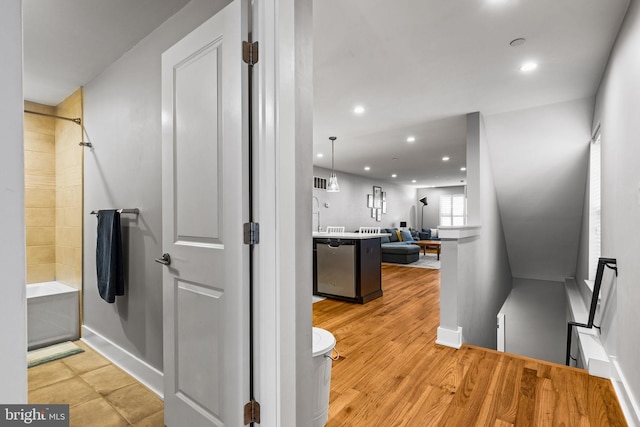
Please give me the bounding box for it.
[435,326,463,349]
[81,325,164,399]
[611,358,640,427]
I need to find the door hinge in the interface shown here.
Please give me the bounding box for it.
[242,41,259,66]
[244,222,260,245]
[244,399,261,424]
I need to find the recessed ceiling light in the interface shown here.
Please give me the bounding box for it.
[442,156,450,161]
[411,180,416,183]
[460,167,467,171]
[406,136,416,143]
[520,61,538,72]
[353,105,365,114]
[316,153,323,158]
[364,166,371,171]
[509,38,526,47]
[391,174,397,178]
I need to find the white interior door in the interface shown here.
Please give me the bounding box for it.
[161,1,248,426]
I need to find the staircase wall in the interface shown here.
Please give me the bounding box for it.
[483,98,593,282]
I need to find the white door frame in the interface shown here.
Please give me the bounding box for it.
[253,0,314,425]
[0,0,28,404]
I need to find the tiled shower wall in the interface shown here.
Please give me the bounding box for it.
[24,88,83,289]
[55,89,83,289]
[24,102,56,283]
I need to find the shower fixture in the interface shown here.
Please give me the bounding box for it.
[24,109,81,125]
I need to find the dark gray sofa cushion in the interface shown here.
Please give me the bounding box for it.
[381,244,420,264]
[399,230,413,242]
[419,228,441,241]
[382,244,419,254]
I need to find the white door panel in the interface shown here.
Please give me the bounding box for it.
[161,1,247,426]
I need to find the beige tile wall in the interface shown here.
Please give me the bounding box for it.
[24,88,84,291]
[24,101,56,283]
[55,89,84,290]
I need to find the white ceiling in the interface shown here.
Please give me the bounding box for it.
[23,0,190,105]
[313,0,629,187]
[23,0,629,188]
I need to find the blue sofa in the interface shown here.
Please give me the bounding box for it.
[380,228,420,264]
[418,228,441,241]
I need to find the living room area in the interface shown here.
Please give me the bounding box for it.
[310,0,639,424]
[312,164,467,269]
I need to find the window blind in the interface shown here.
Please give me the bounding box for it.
[440,194,466,226]
[588,134,601,280]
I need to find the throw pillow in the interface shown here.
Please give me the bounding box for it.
[381,235,390,244]
[396,230,403,241]
[400,230,413,242]
[430,228,439,239]
[387,228,399,242]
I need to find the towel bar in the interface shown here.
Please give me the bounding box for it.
[90,208,140,215]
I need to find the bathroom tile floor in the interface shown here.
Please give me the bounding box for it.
[28,340,164,427]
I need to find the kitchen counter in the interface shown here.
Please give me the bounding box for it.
[313,234,384,304]
[312,232,390,239]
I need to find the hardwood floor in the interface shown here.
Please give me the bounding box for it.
[313,264,627,426]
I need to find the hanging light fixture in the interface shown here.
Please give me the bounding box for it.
[326,136,340,192]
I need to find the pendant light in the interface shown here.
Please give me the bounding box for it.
[326,136,340,192]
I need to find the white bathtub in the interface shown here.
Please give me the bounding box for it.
[27,281,79,350]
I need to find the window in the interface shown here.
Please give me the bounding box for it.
[440,194,466,226]
[588,133,601,280]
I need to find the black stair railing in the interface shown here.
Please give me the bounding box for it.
[565,257,618,366]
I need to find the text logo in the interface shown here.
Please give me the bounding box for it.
[0,405,69,426]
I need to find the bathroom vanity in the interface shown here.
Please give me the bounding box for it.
[313,232,385,304]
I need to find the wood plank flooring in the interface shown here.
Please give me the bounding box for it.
[313,264,627,426]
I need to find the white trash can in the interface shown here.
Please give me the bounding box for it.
[312,327,337,427]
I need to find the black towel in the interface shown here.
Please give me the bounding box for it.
[96,210,125,303]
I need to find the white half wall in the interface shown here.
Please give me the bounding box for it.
[439,113,512,350]
[483,98,593,283]
[82,0,232,373]
[313,166,417,231]
[0,0,27,403]
[461,113,512,348]
[592,0,640,420]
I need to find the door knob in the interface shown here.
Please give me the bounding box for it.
[155,253,171,266]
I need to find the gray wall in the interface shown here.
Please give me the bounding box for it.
[591,0,640,410]
[499,279,567,364]
[312,166,417,231]
[83,0,231,371]
[0,0,27,402]
[483,98,592,282]
[416,186,466,230]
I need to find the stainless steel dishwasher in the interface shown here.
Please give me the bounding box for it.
[316,239,356,298]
